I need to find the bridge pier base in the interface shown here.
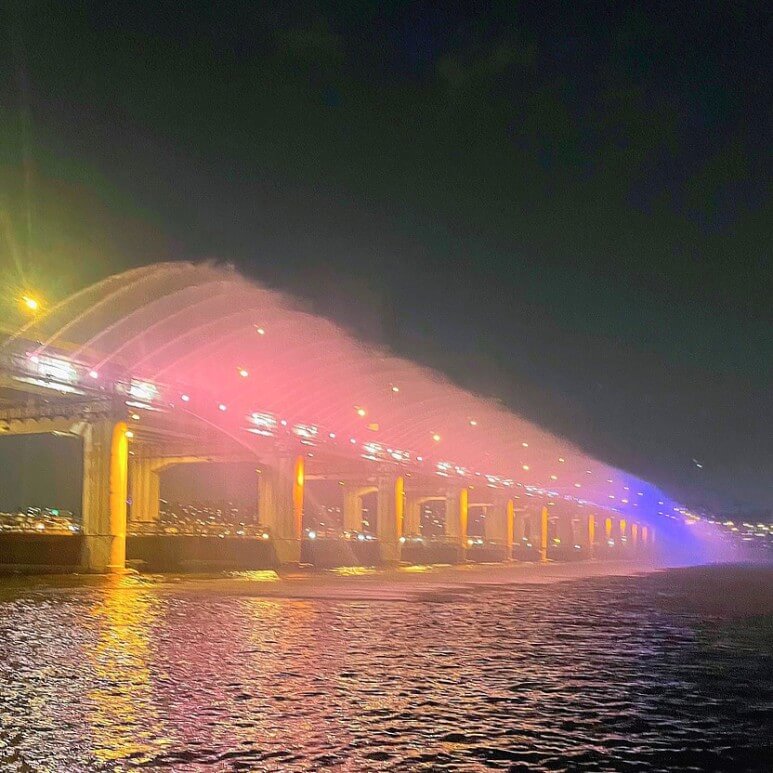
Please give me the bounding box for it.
[258,455,304,565]
[445,486,469,557]
[585,513,596,558]
[483,498,514,560]
[403,495,422,537]
[129,457,161,524]
[538,506,549,562]
[80,420,128,573]
[376,475,403,563]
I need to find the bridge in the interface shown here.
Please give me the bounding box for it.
[0,262,679,573]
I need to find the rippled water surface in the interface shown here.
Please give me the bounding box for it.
[1,564,771,771]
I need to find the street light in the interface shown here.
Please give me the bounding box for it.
[21,295,40,312]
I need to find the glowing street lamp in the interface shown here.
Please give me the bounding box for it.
[21,295,40,313]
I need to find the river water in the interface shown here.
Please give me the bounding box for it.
[0,563,771,771]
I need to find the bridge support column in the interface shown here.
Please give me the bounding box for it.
[81,420,128,573]
[604,516,614,550]
[631,522,639,551]
[445,487,468,558]
[129,458,160,524]
[483,498,514,559]
[619,518,628,550]
[342,487,363,532]
[376,475,404,563]
[403,496,422,536]
[586,513,596,558]
[555,510,575,556]
[513,505,525,551]
[258,455,304,565]
[539,505,549,562]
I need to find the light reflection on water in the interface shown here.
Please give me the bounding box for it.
[0,568,770,771]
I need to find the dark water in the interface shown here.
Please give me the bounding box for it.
[0,565,771,771]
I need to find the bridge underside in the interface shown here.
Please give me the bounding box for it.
[0,392,653,573]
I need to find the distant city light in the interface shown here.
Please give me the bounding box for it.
[356,407,366,417]
[558,457,565,463]
[238,367,249,377]
[125,430,134,438]
[256,326,265,335]
[181,394,190,402]
[218,403,227,411]
[432,433,441,442]
[88,370,99,379]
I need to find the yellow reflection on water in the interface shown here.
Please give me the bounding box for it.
[86,576,164,763]
[330,565,377,577]
[232,569,280,582]
[399,564,434,573]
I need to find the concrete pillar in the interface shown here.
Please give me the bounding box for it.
[342,487,362,532]
[556,510,575,551]
[258,454,304,564]
[619,518,628,548]
[483,503,501,543]
[539,505,549,562]
[445,487,469,548]
[631,522,639,550]
[641,525,649,547]
[376,475,404,563]
[129,457,160,524]
[483,498,514,559]
[513,506,525,543]
[482,502,500,543]
[604,516,614,545]
[81,420,128,573]
[403,496,422,536]
[505,499,514,552]
[587,513,596,558]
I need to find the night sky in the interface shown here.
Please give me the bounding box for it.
[0,2,770,513]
